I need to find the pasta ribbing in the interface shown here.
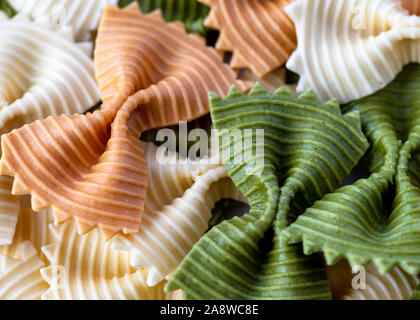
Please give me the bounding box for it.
[0,13,99,134]
[166,83,369,299]
[9,0,118,41]
[0,198,53,261]
[0,241,48,300]
[0,176,19,246]
[402,0,420,15]
[0,13,99,246]
[201,0,296,78]
[286,0,420,103]
[282,64,420,275]
[119,0,210,35]
[40,221,179,300]
[112,142,246,286]
[328,260,419,300]
[0,4,250,239]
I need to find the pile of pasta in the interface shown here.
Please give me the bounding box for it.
[0,0,420,300]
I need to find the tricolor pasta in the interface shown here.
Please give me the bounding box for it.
[328,260,419,300]
[0,0,418,301]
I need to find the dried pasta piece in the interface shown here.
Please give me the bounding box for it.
[139,142,216,210]
[0,14,99,245]
[403,0,420,15]
[286,0,420,103]
[0,241,48,300]
[0,13,100,135]
[112,142,246,286]
[94,3,249,107]
[413,283,420,299]
[0,0,15,17]
[201,0,296,78]
[282,64,420,276]
[166,84,369,299]
[9,0,118,41]
[0,176,19,246]
[40,221,177,300]
[240,68,297,94]
[119,0,210,35]
[141,114,213,156]
[0,4,250,239]
[0,197,54,261]
[328,260,419,300]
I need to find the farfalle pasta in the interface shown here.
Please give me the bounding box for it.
[112,142,246,286]
[240,68,297,94]
[40,221,179,300]
[413,283,420,299]
[0,241,48,300]
[0,198,53,261]
[0,0,15,17]
[9,0,118,41]
[119,0,210,35]
[1,0,420,302]
[0,4,249,239]
[327,260,419,300]
[166,84,369,299]
[403,0,420,14]
[286,0,420,103]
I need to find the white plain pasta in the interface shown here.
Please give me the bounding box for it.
[112,142,247,286]
[0,197,54,261]
[40,220,180,300]
[240,68,297,94]
[0,14,100,135]
[286,0,420,103]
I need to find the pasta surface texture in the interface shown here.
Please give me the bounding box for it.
[112,142,246,286]
[0,4,250,239]
[0,198,53,261]
[119,0,210,35]
[0,241,48,300]
[40,221,180,300]
[9,0,118,41]
[0,13,100,245]
[328,260,419,300]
